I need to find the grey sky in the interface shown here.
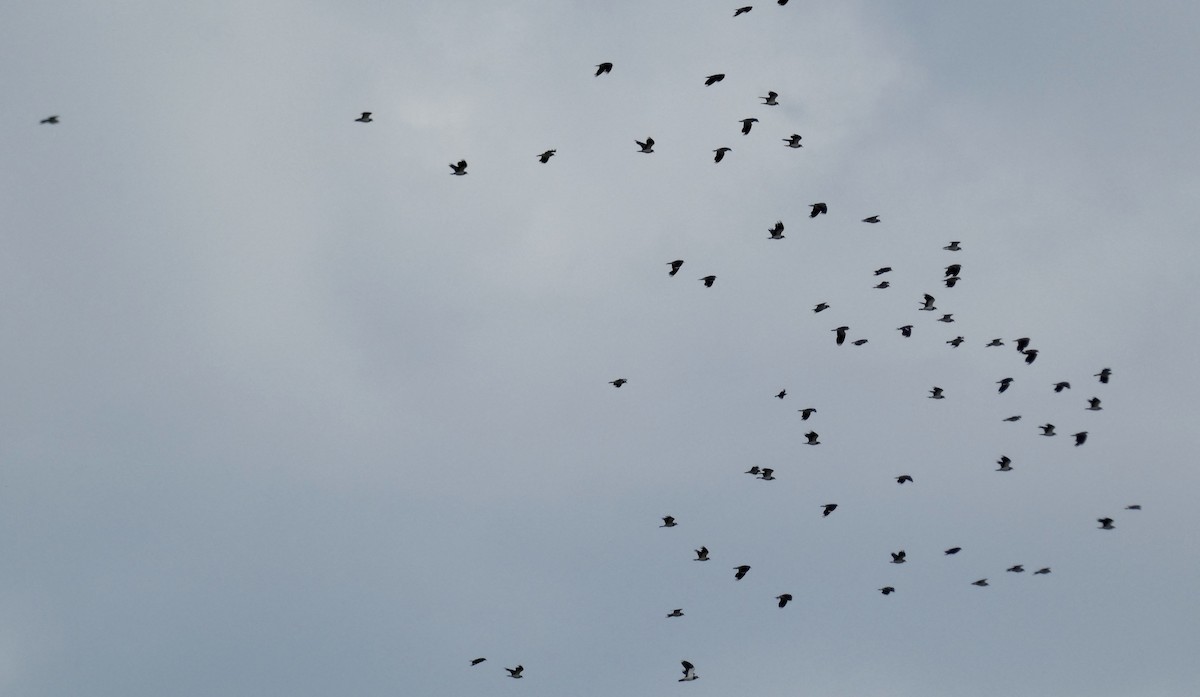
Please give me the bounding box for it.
[3,1,1199,695]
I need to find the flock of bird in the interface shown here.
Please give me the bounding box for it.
[34,2,1137,687]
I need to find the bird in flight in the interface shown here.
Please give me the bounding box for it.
[537,149,557,163]
[471,658,487,666]
[705,73,726,86]
[668,260,684,276]
[947,336,964,348]
[1098,518,1115,530]
[1126,504,1142,510]
[666,608,684,618]
[798,408,817,420]
[776,594,792,607]
[895,475,913,484]
[636,138,655,153]
[945,264,962,277]
[1033,567,1051,575]
[595,62,613,76]
[775,389,787,399]
[813,302,830,313]
[890,550,907,564]
[929,387,945,399]
[1086,397,1102,411]
[679,661,698,682]
[745,466,761,476]
[809,202,828,217]
[879,586,895,595]
[898,325,913,337]
[699,275,717,287]
[996,456,1013,472]
[944,275,961,288]
[972,579,989,587]
[937,314,955,323]
[610,378,627,388]
[997,377,1013,393]
[804,431,821,445]
[449,160,468,175]
[734,6,753,16]
[944,547,962,555]
[1014,338,1032,353]
[506,666,524,678]
[1007,565,1025,573]
[821,503,837,517]
[783,134,803,148]
[1023,349,1039,365]
[695,547,710,561]
[1039,424,1056,436]
[833,326,849,345]
[355,112,372,123]
[1053,381,1071,392]
[943,241,962,251]
[862,215,881,223]
[1073,431,1088,446]
[874,267,893,276]
[738,117,759,135]
[758,468,775,481]
[852,339,868,345]
[874,281,890,289]
[919,294,937,311]
[661,516,677,528]
[768,220,785,239]
[713,147,732,163]
[733,565,751,580]
[1003,415,1022,422]
[761,91,779,105]
[40,115,60,124]
[1096,368,1113,383]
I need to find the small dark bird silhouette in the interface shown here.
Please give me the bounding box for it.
[947,336,964,348]
[944,276,961,288]
[937,314,955,323]
[798,408,817,420]
[862,215,880,223]
[874,281,890,289]
[758,468,775,481]
[879,586,895,595]
[1039,424,1056,436]
[636,138,655,153]
[668,260,684,276]
[898,325,913,337]
[874,267,893,276]
[943,240,961,251]
[733,6,752,16]
[1023,349,1039,365]
[997,377,1013,393]
[1007,565,1025,573]
[987,338,1005,347]
[768,220,785,239]
[661,516,677,528]
[804,431,820,445]
[667,608,684,617]
[449,160,468,175]
[1096,368,1112,383]
[733,565,751,580]
[705,73,726,86]
[761,91,779,105]
[776,594,792,607]
[537,149,557,163]
[699,275,716,287]
[1126,504,1142,510]
[821,503,837,517]
[890,550,906,564]
[972,579,989,587]
[945,264,962,277]
[355,112,373,123]
[1086,397,1102,411]
[1014,338,1032,353]
[506,666,524,678]
[680,661,698,682]
[944,547,962,555]
[852,339,868,346]
[1098,518,1115,530]
[1003,415,1022,422]
[783,134,803,148]
[471,658,487,666]
[40,115,60,124]
[775,390,787,399]
[695,547,710,561]
[996,456,1013,472]
[929,387,945,399]
[1073,431,1088,446]
[1033,567,1051,575]
[713,147,732,163]
[813,302,830,313]
[738,118,759,135]
[896,475,913,484]
[809,202,828,217]
[595,62,613,76]
[920,294,937,311]
[1053,381,1071,392]
[610,378,627,388]
[745,466,761,476]
[833,326,849,345]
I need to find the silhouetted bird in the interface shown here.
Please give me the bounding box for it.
[947,336,964,348]
[833,326,849,345]
[1054,381,1071,392]
[813,302,830,313]
[679,661,698,682]
[798,408,817,420]
[661,516,677,528]
[1096,368,1112,383]
[768,220,785,239]
[1023,349,1039,364]
[1039,424,1056,436]
[943,241,961,251]
[1003,415,1022,422]
[937,314,954,323]
[355,112,372,123]
[761,91,779,105]
[1126,504,1142,510]
[739,118,758,134]
[506,666,524,679]
[997,377,1013,392]
[944,547,962,555]
[471,658,487,666]
[996,456,1013,472]
[821,503,837,517]
[919,294,937,311]
[610,378,627,388]
[1014,338,1032,352]
[713,147,731,163]
[758,468,775,481]
[972,579,989,587]
[668,260,684,276]
[700,276,716,287]
[896,475,913,484]
[595,62,613,76]
[898,325,913,337]
[804,431,820,445]
[667,608,684,617]
[636,138,655,153]
[1073,431,1088,446]
[695,547,710,561]
[776,594,792,607]
[852,339,868,346]
[874,267,892,276]
[879,586,895,595]
[537,149,557,163]
[863,215,881,223]
[733,565,751,580]
[1098,518,1115,530]
[449,160,468,175]
[929,387,945,399]
[775,389,786,399]
[1034,567,1051,575]
[783,134,803,148]
[987,338,1005,347]
[809,202,828,217]
[1086,397,1102,411]
[745,466,761,476]
[874,281,890,289]
[1007,565,1025,573]
[891,550,906,564]
[40,115,60,124]
[945,264,961,277]
[704,74,725,85]
[944,276,961,288]
[733,6,752,16]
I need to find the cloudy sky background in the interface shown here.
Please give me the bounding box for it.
[3,1,1199,695]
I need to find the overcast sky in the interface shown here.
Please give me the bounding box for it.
[3,1,1199,696]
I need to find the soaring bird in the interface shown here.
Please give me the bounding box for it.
[985,339,1004,347]
[1073,431,1088,446]
[821,503,837,517]
[879,586,896,595]
[862,215,881,223]
[896,475,913,484]
[1053,381,1071,392]
[758,468,775,481]
[944,547,962,555]
[874,267,893,276]
[1126,504,1142,510]
[1003,415,1022,422]
[1023,349,1039,365]
[745,466,761,476]
[1033,567,1051,575]
[1014,338,1032,353]
[944,276,961,288]
[813,302,830,313]
[809,202,828,217]
[898,325,913,337]
[704,73,726,85]
[776,593,792,607]
[471,658,487,666]
[636,138,655,153]
[943,240,961,251]
[506,666,524,679]
[996,456,1013,472]
[679,661,698,682]
[695,547,710,561]
[537,149,557,163]
[852,339,868,346]
[40,115,60,124]
[890,550,906,564]
[804,431,821,445]
[595,62,613,76]
[355,112,373,123]
[929,387,945,399]
[997,377,1013,393]
[733,6,752,16]
[667,608,684,617]
[1086,397,1102,411]
[699,275,716,287]
[449,160,468,175]
[1039,424,1056,436]
[668,260,684,276]
[1007,565,1025,573]
[761,91,779,105]
[972,579,989,587]
[945,264,962,277]
[610,378,627,388]
[775,389,787,399]
[783,134,803,148]
[661,516,677,528]
[874,281,890,289]
[738,118,759,134]
[798,408,817,420]
[947,336,964,348]
[1098,518,1115,530]
[1096,368,1112,383]
[832,326,849,345]
[733,565,751,580]
[937,314,955,323]
[768,220,785,238]
[919,294,937,311]
[713,147,732,163]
